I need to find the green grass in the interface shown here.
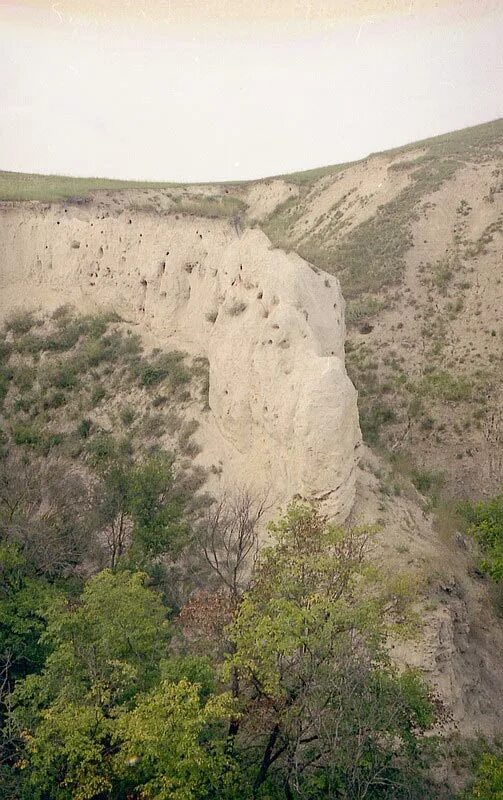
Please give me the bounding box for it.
[0,170,247,220]
[415,370,478,403]
[3,119,500,205]
[171,193,246,219]
[0,170,185,202]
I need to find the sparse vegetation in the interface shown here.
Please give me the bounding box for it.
[0,309,206,473]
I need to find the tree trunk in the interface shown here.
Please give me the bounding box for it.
[252,723,280,797]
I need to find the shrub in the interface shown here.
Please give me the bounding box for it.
[12,364,37,393]
[11,423,63,455]
[411,468,444,501]
[0,366,13,408]
[152,395,168,408]
[462,753,503,799]
[137,351,191,389]
[418,370,475,402]
[42,390,67,410]
[90,385,106,406]
[44,362,79,391]
[142,414,166,439]
[120,406,136,426]
[360,403,396,445]
[86,433,120,465]
[458,494,503,582]
[346,296,383,324]
[0,340,12,362]
[77,418,92,439]
[5,310,37,336]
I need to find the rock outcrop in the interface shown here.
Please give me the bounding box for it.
[0,202,361,519]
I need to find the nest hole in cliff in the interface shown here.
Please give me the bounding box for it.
[226,301,247,317]
[205,310,218,324]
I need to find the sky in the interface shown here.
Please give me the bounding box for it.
[1,0,502,182]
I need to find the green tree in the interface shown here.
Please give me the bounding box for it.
[225,503,434,799]
[0,541,60,798]
[95,453,188,568]
[114,679,235,800]
[462,753,503,799]
[9,570,170,798]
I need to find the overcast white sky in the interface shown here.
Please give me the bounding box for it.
[1,1,502,182]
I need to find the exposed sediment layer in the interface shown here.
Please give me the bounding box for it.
[0,202,361,519]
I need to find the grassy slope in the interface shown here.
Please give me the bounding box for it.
[0,171,183,202]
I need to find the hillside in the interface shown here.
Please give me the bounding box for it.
[261,119,503,501]
[1,119,503,795]
[2,119,502,500]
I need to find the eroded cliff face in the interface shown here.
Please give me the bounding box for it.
[2,196,503,739]
[0,201,361,520]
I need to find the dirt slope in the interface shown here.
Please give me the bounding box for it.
[260,119,503,500]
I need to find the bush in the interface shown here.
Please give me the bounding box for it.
[417,370,475,403]
[86,433,121,466]
[44,362,79,391]
[411,468,444,499]
[42,390,66,410]
[137,351,191,389]
[90,385,106,406]
[77,419,92,439]
[0,366,13,408]
[360,403,396,445]
[11,423,63,455]
[12,364,36,393]
[458,495,503,582]
[5,310,37,336]
[120,406,136,426]
[142,414,166,439]
[461,753,503,799]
